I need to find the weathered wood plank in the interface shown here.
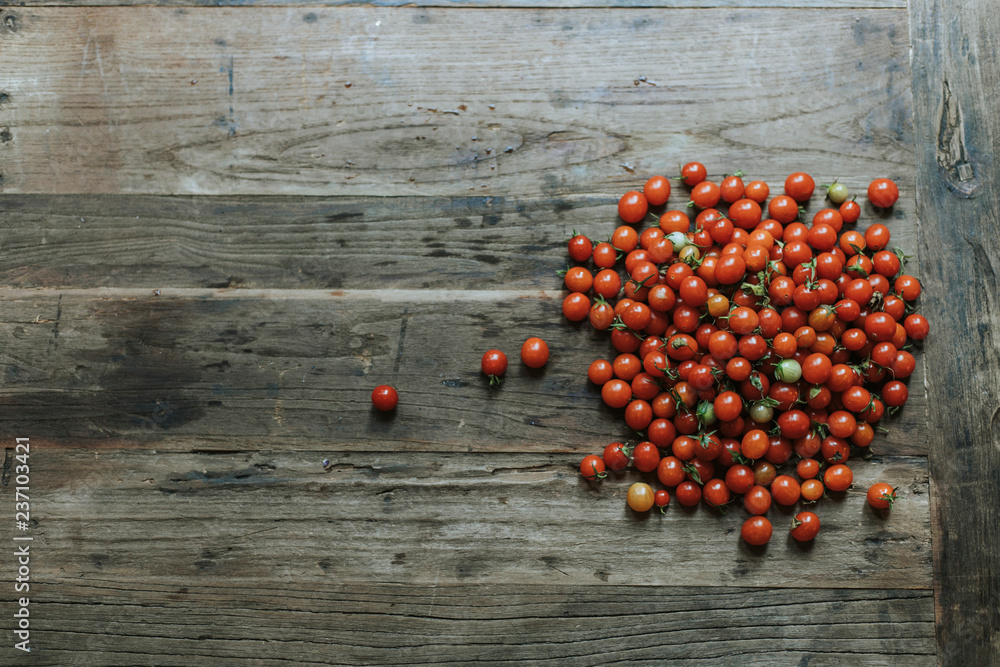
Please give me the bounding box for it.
[0,7,911,196]
[909,0,1000,663]
[2,1,909,9]
[0,448,931,591]
[1,582,933,667]
[0,192,920,290]
[0,290,928,455]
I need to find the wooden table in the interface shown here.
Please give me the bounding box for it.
[0,1,996,664]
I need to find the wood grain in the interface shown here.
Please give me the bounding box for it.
[4,583,932,666]
[0,447,931,590]
[0,192,920,290]
[909,0,1000,663]
[1,1,909,9]
[0,290,928,456]
[0,1,943,663]
[0,7,912,197]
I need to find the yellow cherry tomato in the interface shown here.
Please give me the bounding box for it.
[626,482,655,512]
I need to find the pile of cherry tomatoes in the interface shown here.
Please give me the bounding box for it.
[569,165,922,545]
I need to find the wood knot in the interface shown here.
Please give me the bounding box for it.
[936,79,979,197]
[1,11,19,33]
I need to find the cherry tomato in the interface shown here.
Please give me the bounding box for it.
[796,458,820,479]
[790,511,820,542]
[743,485,772,515]
[800,478,824,502]
[824,464,853,492]
[619,191,648,224]
[867,482,897,509]
[626,482,655,512]
[892,350,916,379]
[602,442,630,471]
[581,455,606,480]
[564,266,593,293]
[611,226,639,253]
[720,174,745,203]
[904,313,930,340]
[867,178,899,208]
[675,480,702,507]
[371,385,399,411]
[725,464,755,494]
[744,180,770,203]
[520,337,550,368]
[601,379,633,409]
[703,479,732,508]
[753,459,778,486]
[771,475,801,506]
[657,456,686,487]
[644,175,671,206]
[481,350,508,386]
[592,242,618,269]
[883,380,909,407]
[784,172,815,202]
[741,516,773,546]
[562,292,590,322]
[654,489,671,511]
[589,299,616,330]
[741,429,770,460]
[895,274,922,301]
[839,199,861,224]
[631,442,660,473]
[768,195,799,224]
[679,276,709,306]
[690,180,721,209]
[680,162,707,186]
[730,199,763,230]
[568,234,593,262]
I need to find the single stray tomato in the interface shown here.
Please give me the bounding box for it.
[481,350,508,387]
[867,482,897,510]
[520,337,550,368]
[371,385,399,412]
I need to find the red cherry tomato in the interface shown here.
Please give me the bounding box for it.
[741,516,773,546]
[371,385,399,411]
[618,191,648,224]
[580,455,606,480]
[867,178,899,208]
[520,337,550,368]
[867,482,897,509]
[790,511,821,541]
[481,350,508,386]
[644,175,671,206]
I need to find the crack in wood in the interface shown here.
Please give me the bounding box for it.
[936,79,978,197]
[1,447,11,487]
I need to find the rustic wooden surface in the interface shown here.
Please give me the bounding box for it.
[0,8,913,197]
[909,0,1000,664]
[0,1,909,9]
[0,1,991,664]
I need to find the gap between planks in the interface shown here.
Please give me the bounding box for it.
[0,287,560,302]
[0,3,910,9]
